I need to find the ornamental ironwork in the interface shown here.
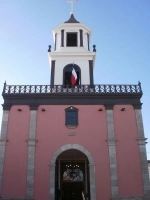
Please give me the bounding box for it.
[2,82,142,95]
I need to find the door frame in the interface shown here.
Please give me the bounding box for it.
[49,144,96,200]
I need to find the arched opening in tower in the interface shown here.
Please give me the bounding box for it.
[63,64,80,86]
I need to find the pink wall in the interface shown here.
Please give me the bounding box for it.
[1,104,144,200]
[113,105,143,196]
[34,105,111,200]
[2,105,30,198]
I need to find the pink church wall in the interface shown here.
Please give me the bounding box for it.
[1,104,144,200]
[113,105,143,196]
[34,105,111,200]
[2,105,30,198]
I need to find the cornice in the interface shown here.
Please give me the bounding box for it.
[53,23,91,33]
[2,93,142,110]
[48,50,96,58]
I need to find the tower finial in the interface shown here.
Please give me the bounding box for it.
[67,0,78,14]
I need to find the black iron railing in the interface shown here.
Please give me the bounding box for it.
[2,82,142,95]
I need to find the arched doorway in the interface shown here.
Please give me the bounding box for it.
[49,144,96,200]
[56,149,88,200]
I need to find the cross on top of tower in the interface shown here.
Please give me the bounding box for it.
[67,0,78,14]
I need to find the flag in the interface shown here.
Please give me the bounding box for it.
[71,67,77,85]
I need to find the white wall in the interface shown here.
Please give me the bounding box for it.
[54,59,90,85]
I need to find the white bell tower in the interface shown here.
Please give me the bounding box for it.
[48,14,96,86]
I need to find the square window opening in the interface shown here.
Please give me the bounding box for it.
[67,33,77,47]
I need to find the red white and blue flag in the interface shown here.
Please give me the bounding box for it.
[71,67,77,85]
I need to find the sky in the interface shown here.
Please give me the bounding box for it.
[0,0,150,158]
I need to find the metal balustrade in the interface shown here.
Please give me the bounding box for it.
[2,82,142,95]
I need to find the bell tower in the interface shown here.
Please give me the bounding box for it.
[48,14,96,86]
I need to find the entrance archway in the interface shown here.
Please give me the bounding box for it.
[57,149,88,200]
[49,144,96,200]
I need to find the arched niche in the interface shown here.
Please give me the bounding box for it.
[63,64,81,86]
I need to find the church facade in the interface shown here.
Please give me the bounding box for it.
[0,14,150,200]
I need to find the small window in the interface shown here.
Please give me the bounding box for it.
[67,33,77,47]
[65,106,78,128]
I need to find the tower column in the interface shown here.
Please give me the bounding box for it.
[79,29,83,46]
[89,60,94,85]
[55,33,57,51]
[50,60,55,86]
[105,106,119,197]
[134,107,150,197]
[0,109,9,193]
[61,29,64,47]
[87,33,90,51]
[26,108,37,198]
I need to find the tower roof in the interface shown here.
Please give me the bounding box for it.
[64,14,80,23]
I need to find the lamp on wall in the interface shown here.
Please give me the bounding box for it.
[121,108,125,111]
[41,108,46,112]
[99,108,103,111]
[17,109,22,111]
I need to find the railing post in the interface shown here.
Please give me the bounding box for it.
[24,85,26,93]
[29,85,31,93]
[88,85,90,93]
[83,85,85,93]
[14,85,16,94]
[109,85,111,93]
[119,85,122,93]
[104,85,106,93]
[8,86,11,94]
[115,85,117,93]
[138,81,143,94]
[35,85,37,93]
[125,85,127,93]
[19,85,21,94]
[2,81,6,94]
[129,85,132,93]
[98,85,100,93]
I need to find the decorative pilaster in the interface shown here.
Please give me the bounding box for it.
[79,29,83,47]
[0,110,9,193]
[61,29,64,47]
[50,60,55,86]
[87,33,90,51]
[134,108,150,197]
[26,109,37,198]
[49,163,55,200]
[89,60,94,86]
[88,164,96,200]
[54,34,57,51]
[105,106,119,197]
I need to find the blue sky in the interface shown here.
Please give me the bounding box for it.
[0,0,150,158]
